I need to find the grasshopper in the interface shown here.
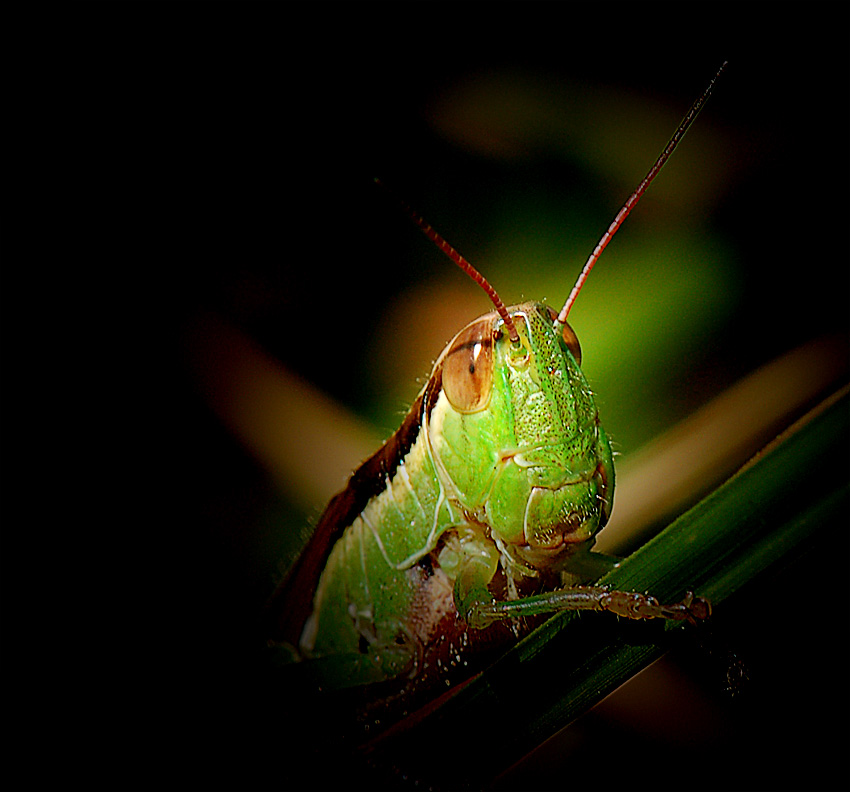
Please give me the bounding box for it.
[267,64,725,694]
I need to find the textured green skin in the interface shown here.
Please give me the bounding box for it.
[300,302,614,681]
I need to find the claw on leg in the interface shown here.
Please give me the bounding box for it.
[599,588,711,623]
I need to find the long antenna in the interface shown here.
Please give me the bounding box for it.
[375,178,521,345]
[557,61,727,325]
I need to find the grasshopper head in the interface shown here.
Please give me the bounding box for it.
[430,303,614,572]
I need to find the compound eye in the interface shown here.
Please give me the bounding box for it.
[441,319,494,413]
[559,321,582,366]
[543,305,582,366]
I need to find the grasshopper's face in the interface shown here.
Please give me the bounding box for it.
[428,301,614,571]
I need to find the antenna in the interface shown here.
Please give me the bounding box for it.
[375,178,521,345]
[557,61,727,324]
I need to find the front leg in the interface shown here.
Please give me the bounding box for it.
[454,551,710,629]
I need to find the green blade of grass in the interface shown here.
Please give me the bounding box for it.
[364,385,849,788]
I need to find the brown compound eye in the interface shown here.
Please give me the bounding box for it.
[544,305,582,367]
[441,318,495,413]
[559,321,581,367]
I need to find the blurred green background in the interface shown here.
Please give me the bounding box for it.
[33,4,848,790]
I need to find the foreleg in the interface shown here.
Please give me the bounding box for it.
[456,567,709,630]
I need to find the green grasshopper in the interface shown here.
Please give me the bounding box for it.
[267,64,725,693]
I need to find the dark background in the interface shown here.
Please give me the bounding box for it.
[5,3,848,790]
